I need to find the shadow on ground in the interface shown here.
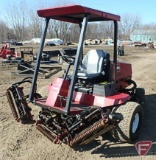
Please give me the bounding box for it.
[73,94,156,158]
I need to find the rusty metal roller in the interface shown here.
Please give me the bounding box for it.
[6,89,19,121]
[80,124,116,145]
[70,119,105,146]
[37,124,60,144]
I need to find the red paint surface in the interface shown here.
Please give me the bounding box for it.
[37,5,120,23]
[72,91,130,107]
[36,77,130,114]
[45,78,69,107]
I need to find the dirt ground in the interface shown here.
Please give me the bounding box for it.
[0,45,156,160]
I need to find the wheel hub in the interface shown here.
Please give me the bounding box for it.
[132,113,139,133]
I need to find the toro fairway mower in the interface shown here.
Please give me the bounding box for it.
[6,5,145,146]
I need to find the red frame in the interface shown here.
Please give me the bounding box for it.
[35,78,130,114]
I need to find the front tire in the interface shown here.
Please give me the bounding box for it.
[111,102,143,143]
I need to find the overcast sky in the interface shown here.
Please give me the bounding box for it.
[0,0,155,24]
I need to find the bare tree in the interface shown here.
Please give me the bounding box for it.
[48,20,72,43]
[46,0,77,42]
[48,20,61,38]
[119,13,142,39]
[0,20,16,43]
[0,20,8,42]
[5,1,28,41]
[98,21,114,39]
[60,21,72,42]
[141,23,156,30]
[69,24,80,42]
[86,23,99,39]
[2,0,144,43]
[28,9,43,39]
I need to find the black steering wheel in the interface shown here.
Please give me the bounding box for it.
[62,55,75,65]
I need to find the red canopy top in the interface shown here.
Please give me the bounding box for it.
[37,5,120,23]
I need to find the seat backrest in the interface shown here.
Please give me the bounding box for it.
[81,49,109,74]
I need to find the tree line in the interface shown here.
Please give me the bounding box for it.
[0,2,155,43]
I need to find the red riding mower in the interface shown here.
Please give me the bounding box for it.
[6,5,145,146]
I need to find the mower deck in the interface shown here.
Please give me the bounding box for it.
[36,116,116,146]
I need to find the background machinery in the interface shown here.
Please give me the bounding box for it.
[0,43,16,59]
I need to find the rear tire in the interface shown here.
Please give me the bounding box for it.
[111,102,143,143]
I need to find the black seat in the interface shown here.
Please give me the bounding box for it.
[77,49,110,82]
